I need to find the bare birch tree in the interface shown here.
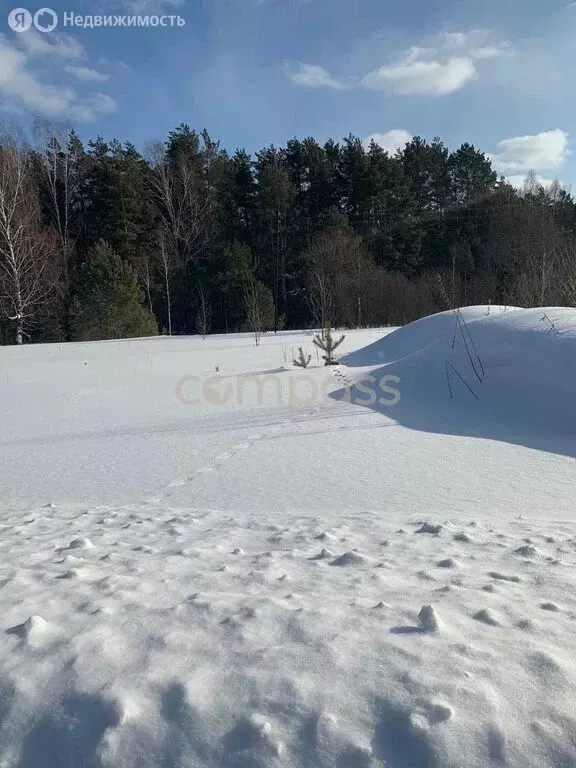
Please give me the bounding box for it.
[308,261,334,330]
[146,139,216,334]
[244,276,262,346]
[158,234,173,336]
[306,225,365,328]
[0,138,61,343]
[33,119,73,258]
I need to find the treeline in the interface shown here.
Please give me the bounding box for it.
[1,121,576,345]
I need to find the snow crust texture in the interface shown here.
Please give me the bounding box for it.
[1,505,576,767]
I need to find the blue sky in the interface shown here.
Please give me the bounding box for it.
[1,0,575,187]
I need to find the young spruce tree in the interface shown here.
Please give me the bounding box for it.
[71,240,158,341]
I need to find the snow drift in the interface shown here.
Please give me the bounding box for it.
[335,306,576,454]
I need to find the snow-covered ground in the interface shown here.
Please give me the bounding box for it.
[2,308,576,767]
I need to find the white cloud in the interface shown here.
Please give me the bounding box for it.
[361,57,476,95]
[441,31,512,58]
[469,46,502,60]
[443,32,468,47]
[362,129,413,153]
[288,30,511,96]
[86,93,117,114]
[65,65,110,82]
[0,39,76,116]
[490,129,569,171]
[0,36,117,122]
[402,46,436,63]
[67,94,117,122]
[18,29,84,59]
[287,63,346,89]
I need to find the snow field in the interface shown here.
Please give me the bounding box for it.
[1,308,576,766]
[2,502,576,767]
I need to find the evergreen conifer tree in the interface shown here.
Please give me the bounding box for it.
[71,240,158,341]
[313,324,345,365]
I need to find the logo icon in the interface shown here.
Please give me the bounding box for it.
[34,7,57,32]
[8,8,32,32]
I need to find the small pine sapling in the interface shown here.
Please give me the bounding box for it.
[293,346,311,368]
[313,324,345,366]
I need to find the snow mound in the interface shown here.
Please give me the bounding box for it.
[473,608,501,626]
[14,614,48,639]
[334,306,576,448]
[68,537,94,550]
[418,604,442,632]
[329,551,374,567]
[515,545,539,558]
[342,305,515,368]
[309,548,335,560]
[416,522,443,535]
